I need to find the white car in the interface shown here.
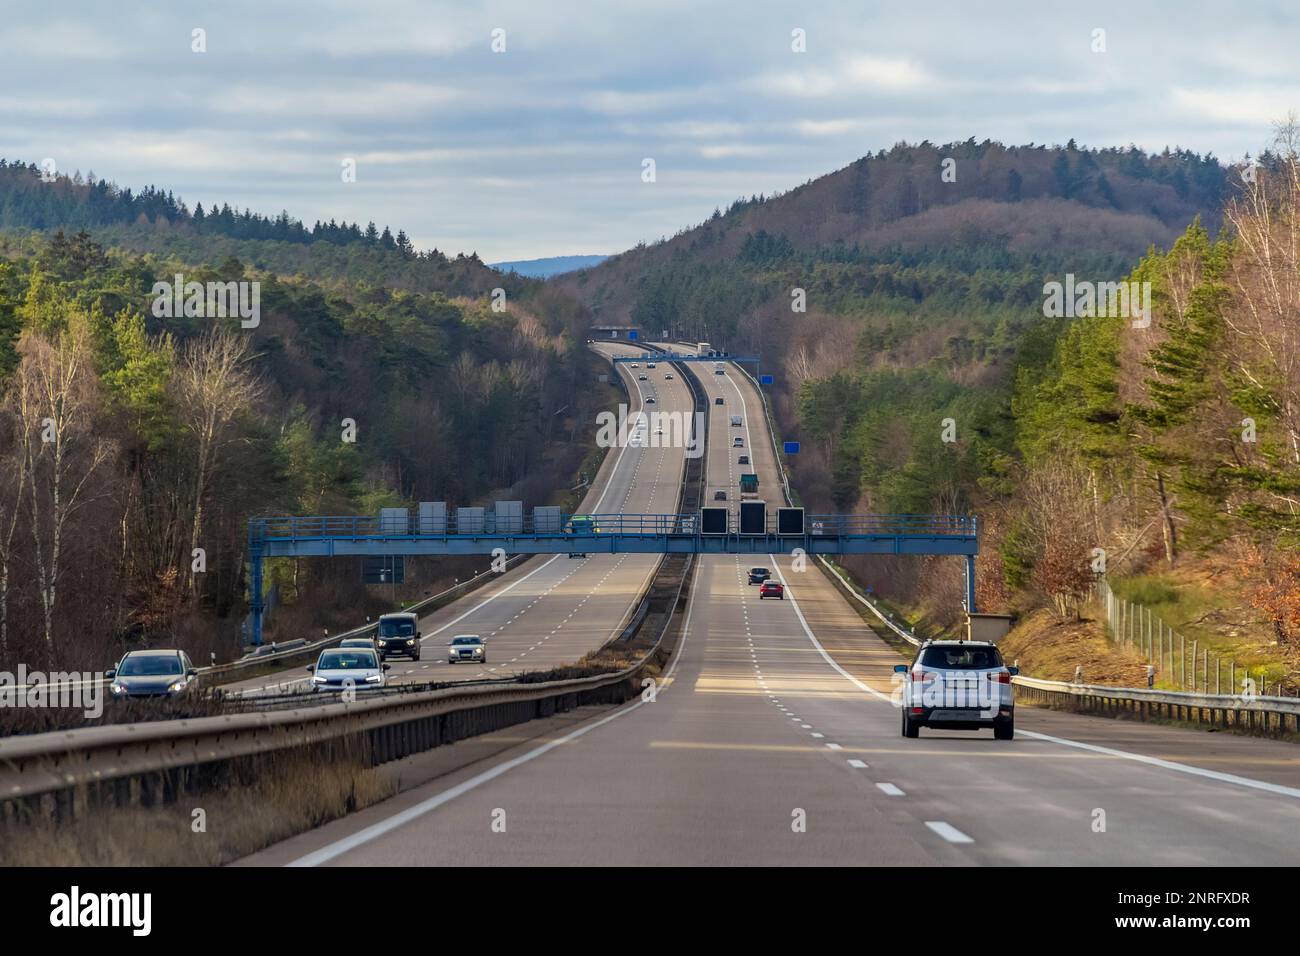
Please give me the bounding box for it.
[448,635,487,664]
[664,373,673,380]
[308,647,388,692]
[733,437,744,447]
[896,640,1017,739]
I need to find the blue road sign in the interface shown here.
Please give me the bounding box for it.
[627,329,638,340]
[760,374,774,385]
[783,441,800,454]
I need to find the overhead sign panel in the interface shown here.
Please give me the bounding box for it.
[739,501,766,535]
[700,508,729,535]
[777,508,805,535]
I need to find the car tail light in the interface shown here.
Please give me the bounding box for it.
[988,670,1011,684]
[912,670,936,684]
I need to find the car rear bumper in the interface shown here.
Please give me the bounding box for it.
[909,706,1012,728]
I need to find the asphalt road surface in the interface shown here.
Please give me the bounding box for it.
[225,342,691,696]
[240,348,1300,866]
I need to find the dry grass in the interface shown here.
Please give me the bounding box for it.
[0,751,395,867]
[1000,607,1151,686]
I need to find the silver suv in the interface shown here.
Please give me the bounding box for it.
[895,640,1017,740]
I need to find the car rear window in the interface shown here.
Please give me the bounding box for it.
[920,646,1003,670]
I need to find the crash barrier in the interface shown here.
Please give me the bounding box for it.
[1013,675,1300,735]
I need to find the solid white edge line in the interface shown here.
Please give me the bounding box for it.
[769,555,1300,802]
[287,543,704,866]
[1016,729,1300,800]
[767,556,893,703]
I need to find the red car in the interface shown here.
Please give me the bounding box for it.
[758,581,784,600]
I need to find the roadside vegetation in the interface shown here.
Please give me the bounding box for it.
[566,133,1300,690]
[0,166,603,670]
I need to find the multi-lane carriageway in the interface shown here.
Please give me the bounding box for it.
[240,345,1300,866]
[226,341,691,696]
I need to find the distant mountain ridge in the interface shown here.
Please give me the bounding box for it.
[492,254,609,278]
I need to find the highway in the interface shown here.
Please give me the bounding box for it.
[240,346,1300,867]
[224,341,692,696]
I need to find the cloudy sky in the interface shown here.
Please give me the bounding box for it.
[2,1,1296,261]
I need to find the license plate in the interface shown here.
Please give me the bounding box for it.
[930,709,984,721]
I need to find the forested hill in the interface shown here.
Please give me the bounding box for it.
[0,159,516,297]
[0,164,599,669]
[559,138,1288,644]
[559,139,1229,330]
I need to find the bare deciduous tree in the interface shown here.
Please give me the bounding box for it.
[13,316,114,663]
[172,329,264,597]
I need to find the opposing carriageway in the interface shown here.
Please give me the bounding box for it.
[224,341,692,696]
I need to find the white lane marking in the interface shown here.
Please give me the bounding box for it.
[773,551,1300,804]
[767,556,893,703]
[289,545,705,867]
[876,783,905,796]
[926,821,973,844]
[1018,729,1300,800]
[810,732,824,738]
[847,759,868,769]
[421,555,561,642]
[825,743,843,751]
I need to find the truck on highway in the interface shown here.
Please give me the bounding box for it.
[567,514,598,558]
[697,342,712,356]
[740,473,759,495]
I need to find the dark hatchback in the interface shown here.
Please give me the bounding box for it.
[748,567,770,585]
[107,649,198,699]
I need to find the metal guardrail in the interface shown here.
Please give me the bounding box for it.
[0,661,655,806]
[1013,674,1300,735]
[0,546,698,810]
[817,557,1300,734]
[817,556,921,647]
[0,349,705,815]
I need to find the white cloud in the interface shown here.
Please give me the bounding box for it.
[699,144,771,159]
[212,82,462,118]
[1170,87,1300,127]
[843,55,934,90]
